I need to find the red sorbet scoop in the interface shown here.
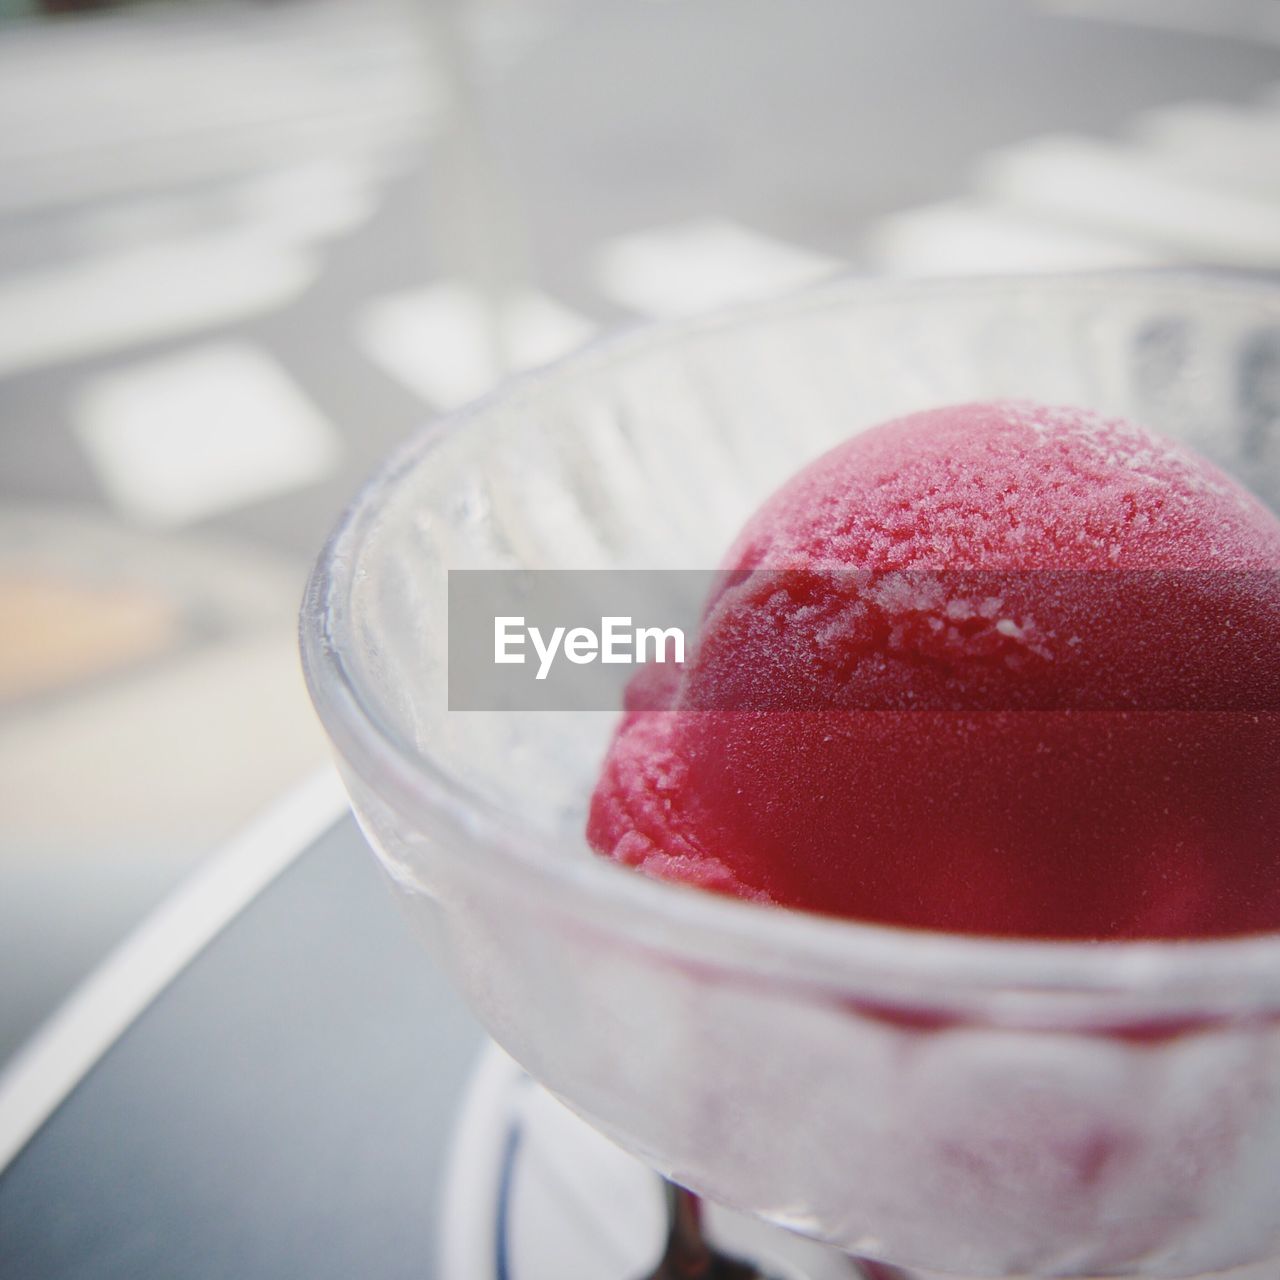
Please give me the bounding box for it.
[587,401,1280,939]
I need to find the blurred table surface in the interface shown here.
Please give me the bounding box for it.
[1,1,1279,1275]
[0,779,486,1280]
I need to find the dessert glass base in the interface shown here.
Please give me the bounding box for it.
[302,274,1280,1278]
[441,1040,856,1280]
[443,1041,1280,1280]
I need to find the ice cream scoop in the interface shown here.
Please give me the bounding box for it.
[588,401,1280,939]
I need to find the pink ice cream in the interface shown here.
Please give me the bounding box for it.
[588,401,1280,939]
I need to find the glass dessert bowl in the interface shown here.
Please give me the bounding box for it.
[301,274,1280,1279]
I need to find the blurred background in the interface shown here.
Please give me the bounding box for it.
[0,0,1278,1070]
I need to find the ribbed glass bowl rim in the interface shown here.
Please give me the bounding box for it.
[301,271,1280,1019]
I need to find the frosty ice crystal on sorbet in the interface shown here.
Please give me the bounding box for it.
[588,401,1280,939]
